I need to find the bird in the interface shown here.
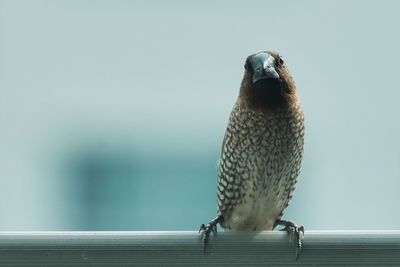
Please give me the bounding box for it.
[199,51,305,257]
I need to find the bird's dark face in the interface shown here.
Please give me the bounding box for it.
[239,51,296,110]
[245,52,280,83]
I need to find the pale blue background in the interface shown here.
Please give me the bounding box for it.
[0,0,399,230]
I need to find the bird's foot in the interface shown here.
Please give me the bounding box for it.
[198,214,223,254]
[276,219,304,260]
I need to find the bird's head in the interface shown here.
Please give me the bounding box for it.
[239,51,297,110]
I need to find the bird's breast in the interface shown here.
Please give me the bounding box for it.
[218,104,304,231]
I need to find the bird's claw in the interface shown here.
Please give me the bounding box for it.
[199,223,218,235]
[277,220,304,260]
[198,215,223,255]
[198,222,218,254]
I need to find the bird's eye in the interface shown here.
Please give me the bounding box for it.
[277,56,284,66]
[244,60,252,72]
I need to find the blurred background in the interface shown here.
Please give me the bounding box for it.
[0,0,399,231]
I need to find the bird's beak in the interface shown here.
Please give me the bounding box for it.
[250,53,280,83]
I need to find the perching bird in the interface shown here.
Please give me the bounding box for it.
[200,51,305,257]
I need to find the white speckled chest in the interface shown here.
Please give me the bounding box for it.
[217,102,304,231]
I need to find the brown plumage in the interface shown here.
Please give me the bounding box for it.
[239,51,298,112]
[200,50,305,254]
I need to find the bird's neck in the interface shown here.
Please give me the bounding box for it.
[238,92,297,114]
[238,79,297,112]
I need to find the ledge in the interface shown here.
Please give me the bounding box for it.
[0,231,399,266]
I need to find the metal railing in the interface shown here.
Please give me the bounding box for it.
[0,231,399,266]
